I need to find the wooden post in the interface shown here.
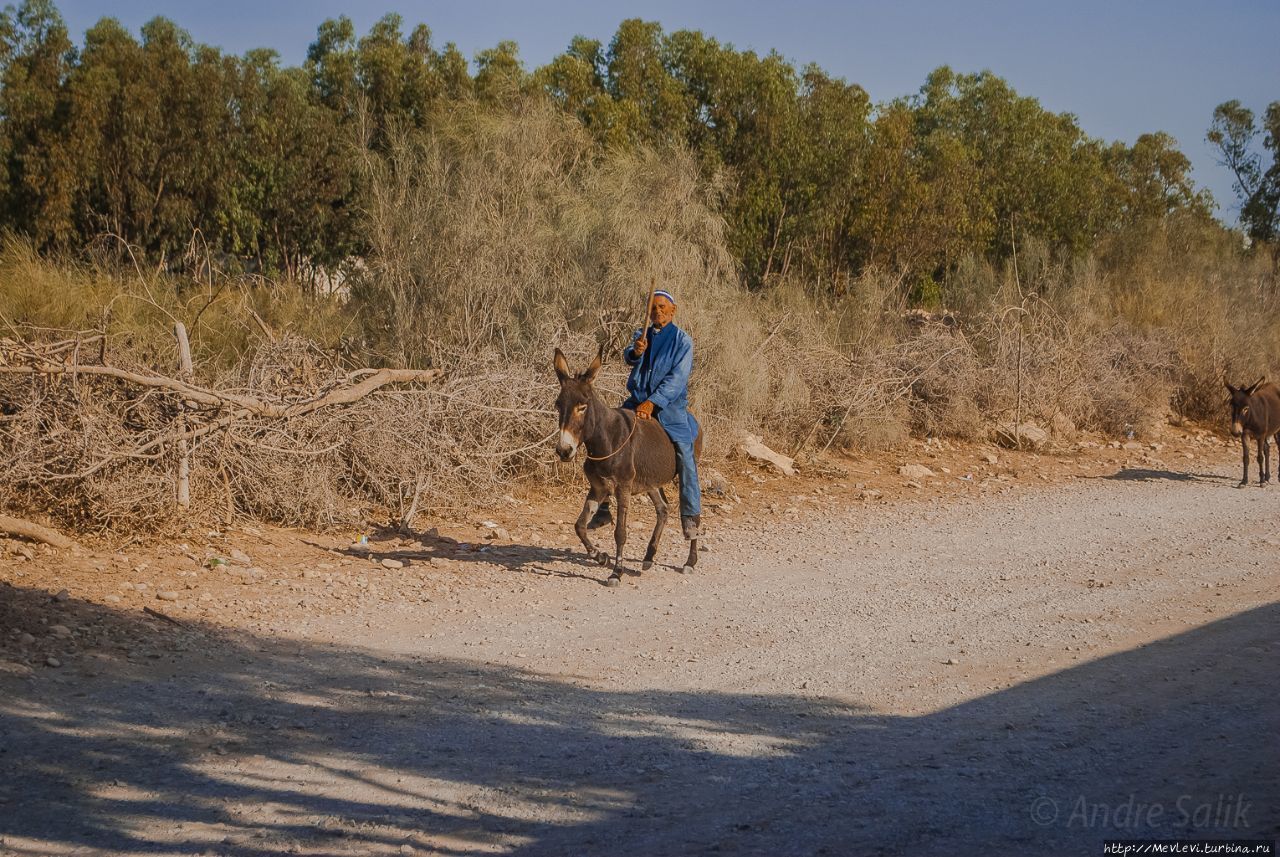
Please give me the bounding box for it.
[174,322,193,509]
[639,277,657,340]
[1010,219,1024,451]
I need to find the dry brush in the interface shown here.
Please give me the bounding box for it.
[0,106,1274,535]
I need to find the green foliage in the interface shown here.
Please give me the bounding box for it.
[0,1,1244,295]
[1209,99,1280,256]
[0,3,469,276]
[474,40,525,104]
[534,37,628,147]
[0,0,74,243]
[529,30,1217,290]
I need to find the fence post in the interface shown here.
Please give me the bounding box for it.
[174,322,193,509]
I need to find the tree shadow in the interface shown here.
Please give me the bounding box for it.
[0,585,1275,855]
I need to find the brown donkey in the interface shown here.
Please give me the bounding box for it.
[1226,378,1280,486]
[553,348,702,587]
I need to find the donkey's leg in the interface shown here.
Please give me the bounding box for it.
[1265,436,1273,485]
[1272,431,1280,483]
[683,530,699,571]
[575,481,612,565]
[607,489,632,585]
[642,487,669,571]
[1240,435,1250,487]
[1257,436,1267,486]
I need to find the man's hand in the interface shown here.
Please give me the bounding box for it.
[635,400,655,420]
[632,334,648,357]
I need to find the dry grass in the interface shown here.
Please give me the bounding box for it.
[0,107,1275,533]
[352,99,735,369]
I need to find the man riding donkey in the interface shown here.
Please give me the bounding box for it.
[553,287,703,585]
[588,289,702,542]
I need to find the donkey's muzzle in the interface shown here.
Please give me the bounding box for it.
[556,430,578,461]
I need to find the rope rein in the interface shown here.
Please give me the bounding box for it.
[583,408,639,462]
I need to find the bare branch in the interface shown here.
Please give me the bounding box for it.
[0,515,77,549]
[0,364,441,418]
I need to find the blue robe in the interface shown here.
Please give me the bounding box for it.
[622,322,699,445]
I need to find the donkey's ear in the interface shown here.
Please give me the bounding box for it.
[553,348,571,382]
[581,351,602,384]
[1247,377,1266,395]
[1225,379,1237,394]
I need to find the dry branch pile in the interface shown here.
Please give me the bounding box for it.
[0,332,457,532]
[0,302,1186,537]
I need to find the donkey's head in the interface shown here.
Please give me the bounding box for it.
[553,348,603,461]
[1225,378,1265,436]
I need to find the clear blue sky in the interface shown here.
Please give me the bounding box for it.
[57,0,1280,225]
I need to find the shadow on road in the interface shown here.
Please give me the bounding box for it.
[1102,467,1235,484]
[1,585,1275,855]
[311,523,688,587]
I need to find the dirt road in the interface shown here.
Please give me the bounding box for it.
[1,451,1277,855]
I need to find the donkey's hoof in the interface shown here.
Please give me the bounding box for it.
[679,564,695,575]
[603,574,621,588]
[593,551,610,566]
[641,560,653,571]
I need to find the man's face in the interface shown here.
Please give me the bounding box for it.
[650,295,676,328]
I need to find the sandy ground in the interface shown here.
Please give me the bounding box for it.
[0,425,1277,856]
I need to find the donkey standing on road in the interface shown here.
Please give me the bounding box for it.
[554,348,702,586]
[1226,378,1280,486]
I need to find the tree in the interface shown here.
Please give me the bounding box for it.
[1208,99,1280,258]
[605,19,689,147]
[434,42,471,101]
[0,0,75,245]
[912,67,1110,258]
[306,16,357,115]
[788,65,871,284]
[664,29,811,285]
[355,15,446,131]
[853,100,982,284]
[1111,132,1210,225]
[227,51,359,278]
[474,40,525,104]
[62,16,236,261]
[535,35,627,146]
